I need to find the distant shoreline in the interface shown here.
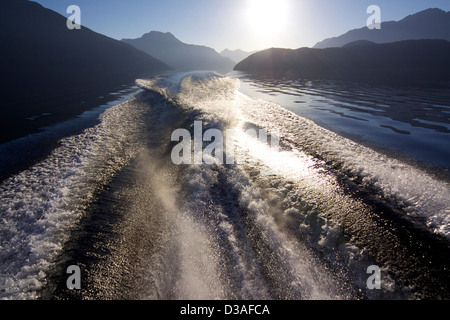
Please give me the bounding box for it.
[234,40,450,85]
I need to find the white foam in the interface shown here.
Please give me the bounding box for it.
[235,84,450,240]
[181,74,448,233]
[141,73,450,240]
[145,73,366,298]
[138,72,448,299]
[0,98,148,299]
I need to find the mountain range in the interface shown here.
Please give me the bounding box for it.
[2,2,450,143]
[220,49,257,63]
[0,0,171,143]
[314,8,450,48]
[122,32,235,72]
[234,39,450,83]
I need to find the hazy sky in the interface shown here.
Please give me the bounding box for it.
[33,0,450,52]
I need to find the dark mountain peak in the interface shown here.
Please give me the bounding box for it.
[140,31,181,43]
[314,8,450,49]
[0,0,171,142]
[122,32,235,72]
[405,7,447,17]
[401,8,449,23]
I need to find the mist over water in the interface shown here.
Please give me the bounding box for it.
[1,72,449,300]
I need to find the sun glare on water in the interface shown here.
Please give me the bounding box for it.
[247,0,289,36]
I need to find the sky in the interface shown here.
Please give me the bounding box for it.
[33,0,450,52]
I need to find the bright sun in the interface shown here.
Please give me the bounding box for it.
[247,0,289,36]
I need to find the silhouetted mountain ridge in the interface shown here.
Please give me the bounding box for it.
[235,39,450,84]
[122,31,236,72]
[0,0,171,143]
[314,8,450,48]
[142,31,182,44]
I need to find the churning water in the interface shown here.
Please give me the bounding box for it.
[1,72,449,300]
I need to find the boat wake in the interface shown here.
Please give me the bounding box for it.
[1,72,449,300]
